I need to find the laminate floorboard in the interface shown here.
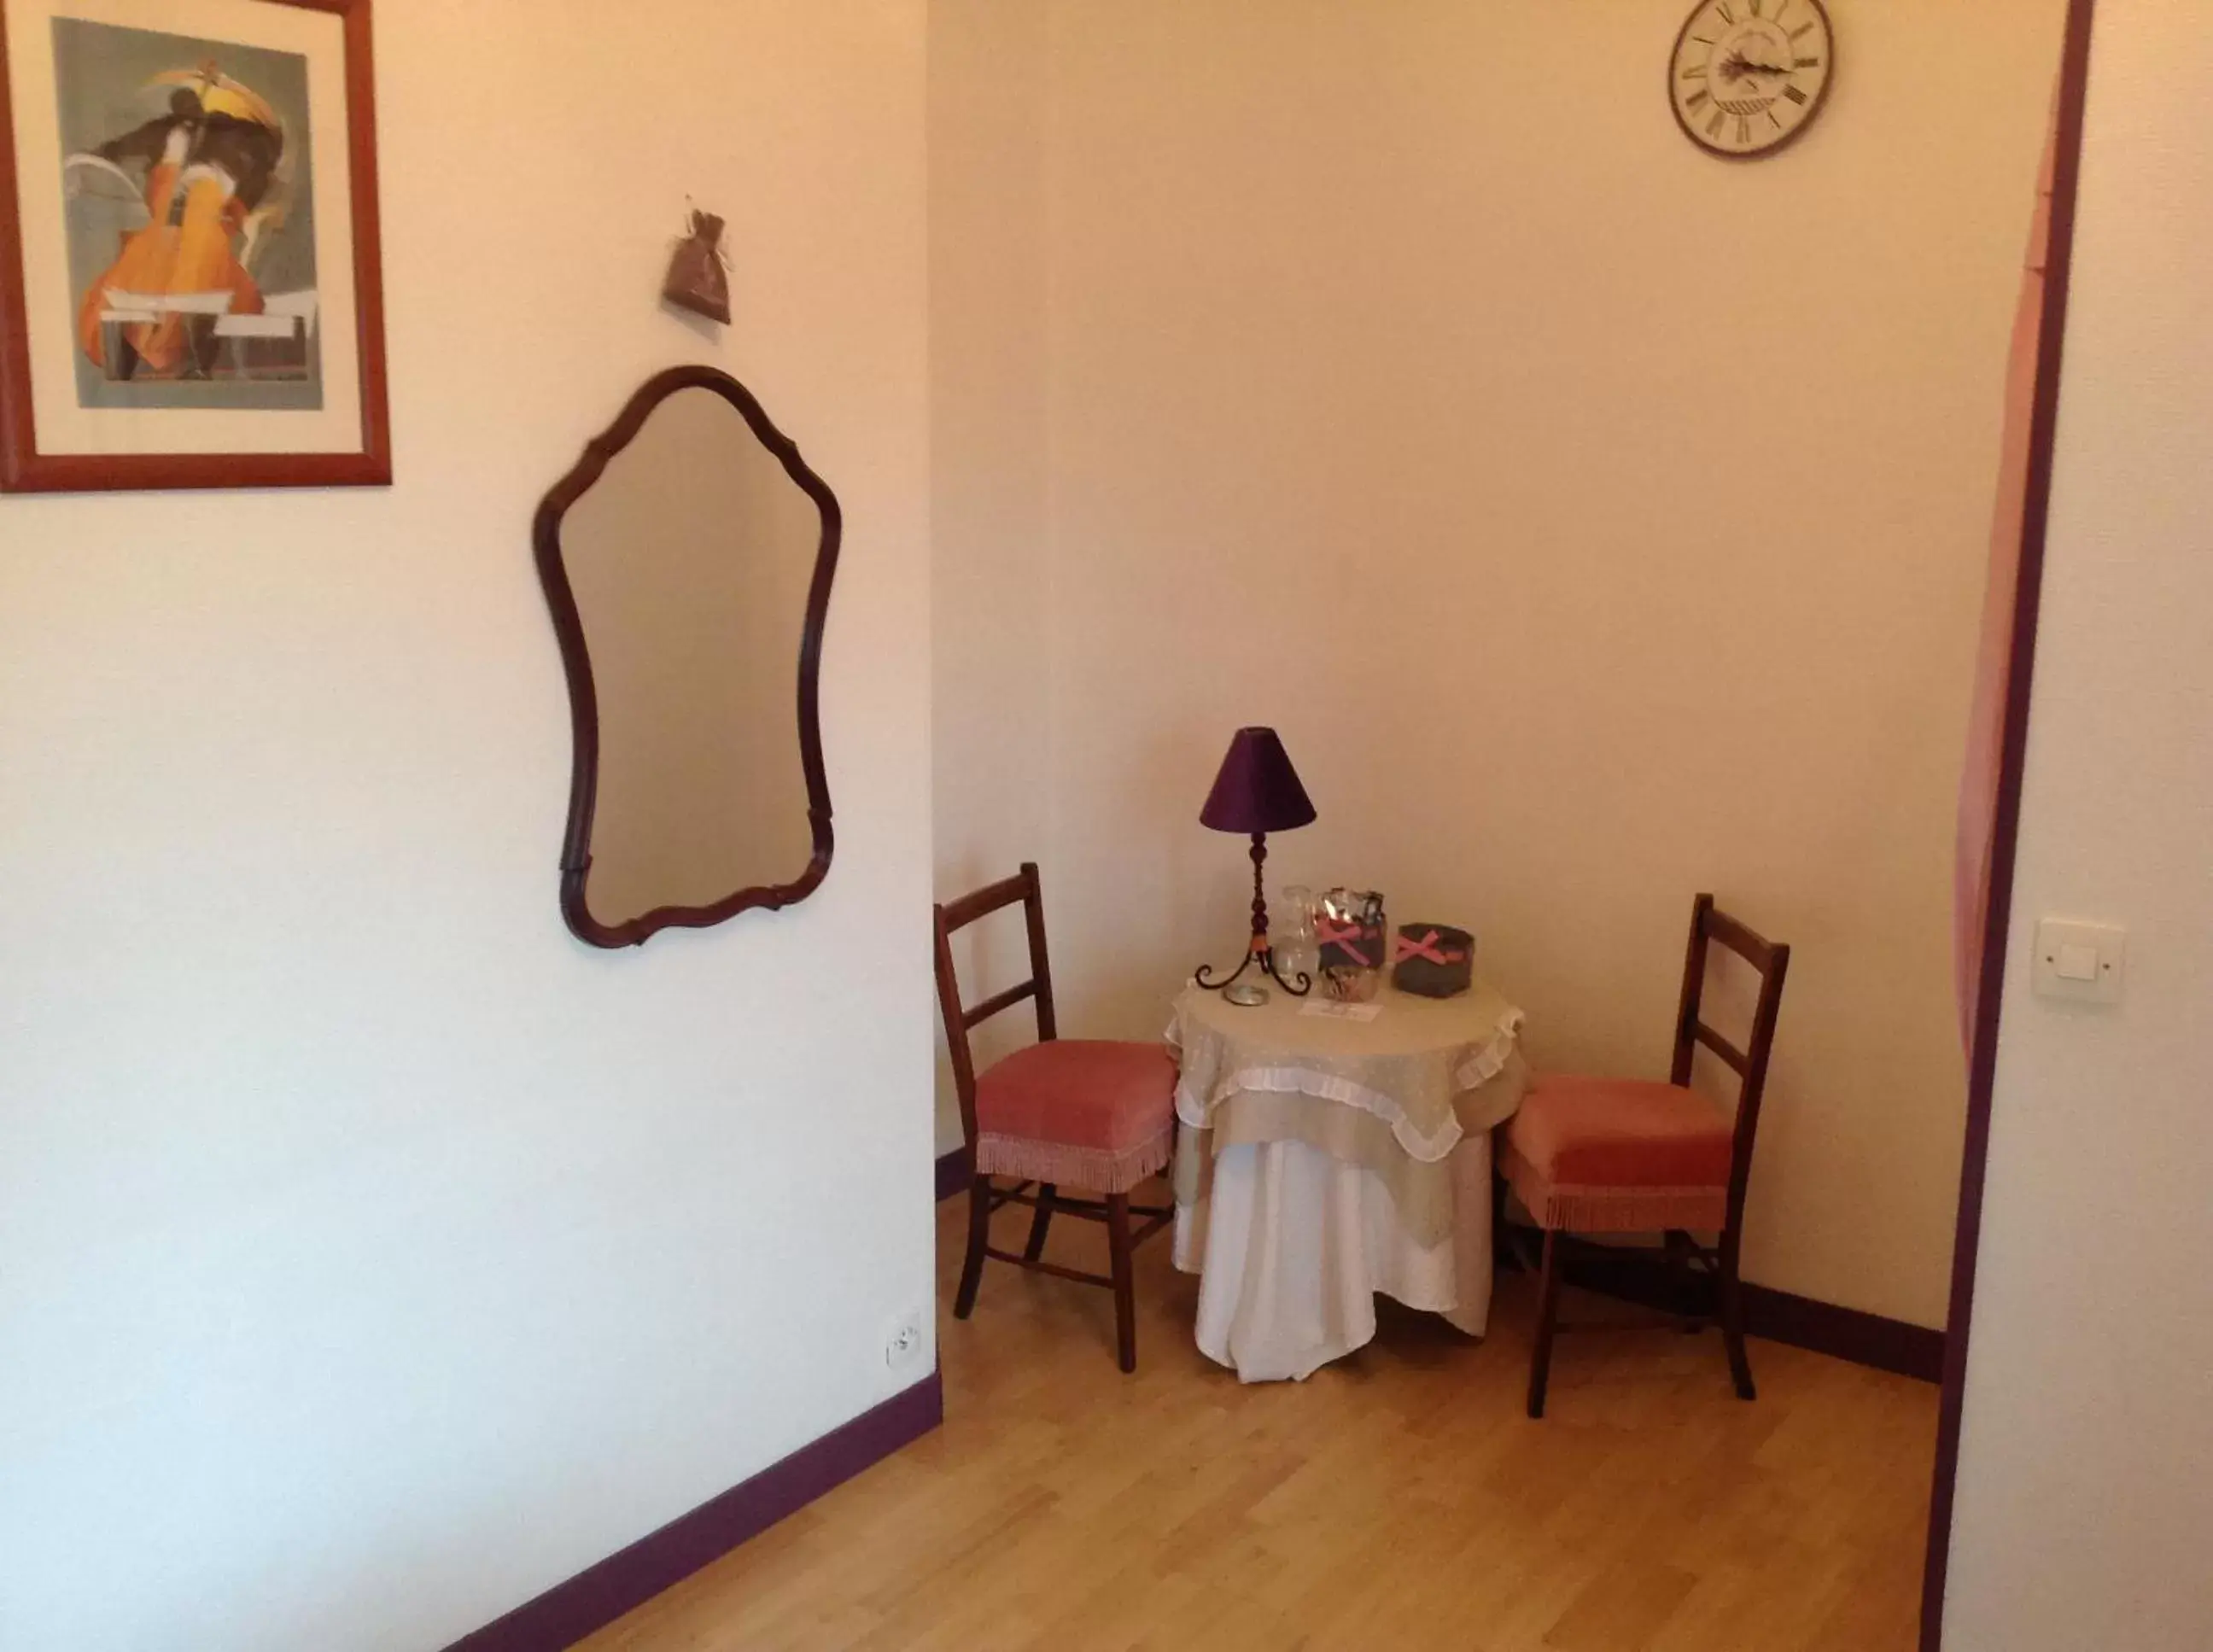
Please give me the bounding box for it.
[581,1186,1936,1651]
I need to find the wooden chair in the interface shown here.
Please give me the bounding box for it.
[1499,894,1791,1418]
[933,863,1177,1373]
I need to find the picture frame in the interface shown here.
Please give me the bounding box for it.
[0,0,387,491]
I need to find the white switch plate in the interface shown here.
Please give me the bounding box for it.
[2031,919,2126,1003]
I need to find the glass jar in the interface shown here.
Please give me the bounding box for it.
[1317,886,1387,1001]
[1273,883,1318,984]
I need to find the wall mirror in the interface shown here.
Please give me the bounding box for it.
[535,365,840,948]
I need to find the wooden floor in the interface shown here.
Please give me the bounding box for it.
[583,1189,1937,1651]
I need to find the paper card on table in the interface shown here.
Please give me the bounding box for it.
[1299,1001,1382,1023]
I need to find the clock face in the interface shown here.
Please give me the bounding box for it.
[1670,0,1835,160]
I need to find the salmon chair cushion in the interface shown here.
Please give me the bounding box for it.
[1499,1074,1735,1233]
[973,1040,1177,1194]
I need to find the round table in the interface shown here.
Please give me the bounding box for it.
[1168,981,1528,1381]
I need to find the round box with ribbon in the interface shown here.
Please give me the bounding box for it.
[1393,923,1474,998]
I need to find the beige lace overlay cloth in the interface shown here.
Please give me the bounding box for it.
[1168,983,1529,1250]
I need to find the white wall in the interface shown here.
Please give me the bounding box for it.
[928,0,1054,1150]
[1943,7,2213,1647]
[0,4,933,1648]
[928,0,2064,1326]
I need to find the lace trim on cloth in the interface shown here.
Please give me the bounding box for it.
[975,1126,1173,1194]
[1498,1139,1728,1234]
[1454,1012,1523,1092]
[1169,1006,1527,1165]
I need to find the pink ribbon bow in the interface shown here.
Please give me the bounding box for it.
[1316,919,1374,967]
[1394,930,1466,966]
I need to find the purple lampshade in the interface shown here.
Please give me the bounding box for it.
[1200,727,1317,835]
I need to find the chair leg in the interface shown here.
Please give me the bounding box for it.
[1527,1228,1562,1419]
[1024,1182,1058,1264]
[1106,1191,1137,1375]
[953,1176,990,1320]
[1719,1229,1756,1400]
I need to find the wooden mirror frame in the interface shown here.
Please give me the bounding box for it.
[533,364,842,949]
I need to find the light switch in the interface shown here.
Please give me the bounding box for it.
[2055,943,2099,983]
[2032,919,2126,1003]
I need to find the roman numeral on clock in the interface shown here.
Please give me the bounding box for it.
[1686,89,1712,112]
[1784,84,1809,104]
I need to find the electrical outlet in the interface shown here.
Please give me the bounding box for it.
[885,1310,925,1369]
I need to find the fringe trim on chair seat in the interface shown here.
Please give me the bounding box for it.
[1500,1141,1728,1234]
[975,1127,1173,1194]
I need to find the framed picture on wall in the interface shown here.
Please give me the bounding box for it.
[0,0,388,491]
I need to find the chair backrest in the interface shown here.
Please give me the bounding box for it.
[932,862,1058,1153]
[1667,893,1791,1228]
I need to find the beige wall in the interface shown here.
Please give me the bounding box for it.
[929,0,1055,1150]
[1944,7,2213,1645]
[932,0,2064,1325]
[0,3,932,1647]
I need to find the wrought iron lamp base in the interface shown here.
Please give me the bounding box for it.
[1194,831,1311,998]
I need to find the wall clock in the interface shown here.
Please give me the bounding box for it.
[1670,0,1835,160]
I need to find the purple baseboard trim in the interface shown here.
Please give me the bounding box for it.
[1555,1249,1943,1383]
[445,1369,943,1652]
[935,1147,972,1203]
[1740,1282,1944,1384]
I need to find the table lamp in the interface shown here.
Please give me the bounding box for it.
[1194,727,1317,998]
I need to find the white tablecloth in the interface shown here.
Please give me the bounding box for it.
[1167,982,1526,1382]
[1174,1133,1496,1382]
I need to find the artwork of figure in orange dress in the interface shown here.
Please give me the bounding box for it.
[67,61,288,382]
